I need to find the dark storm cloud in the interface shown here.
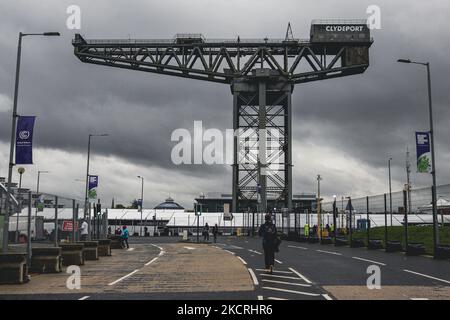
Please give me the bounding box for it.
[1,0,450,205]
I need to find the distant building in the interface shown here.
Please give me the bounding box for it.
[154,196,184,210]
[195,192,316,213]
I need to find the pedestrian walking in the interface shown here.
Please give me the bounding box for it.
[212,224,219,243]
[80,219,88,241]
[203,223,210,241]
[258,214,278,274]
[121,225,130,249]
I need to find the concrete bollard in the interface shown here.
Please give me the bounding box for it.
[77,241,99,260]
[108,235,124,249]
[368,239,384,250]
[30,247,62,273]
[0,254,29,284]
[60,243,85,266]
[95,239,112,257]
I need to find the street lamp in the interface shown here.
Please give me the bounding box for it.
[137,176,144,237]
[316,174,322,242]
[84,133,108,240]
[2,31,60,253]
[35,170,49,216]
[15,167,25,243]
[332,195,337,239]
[388,157,393,226]
[397,58,439,254]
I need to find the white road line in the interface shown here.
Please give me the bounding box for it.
[224,249,235,255]
[275,259,283,264]
[248,249,263,255]
[158,250,166,257]
[145,257,159,266]
[108,269,140,286]
[288,245,308,250]
[151,244,164,251]
[237,256,247,265]
[411,298,429,300]
[288,267,313,284]
[267,297,288,300]
[255,269,292,274]
[183,246,196,250]
[260,274,305,280]
[322,294,333,300]
[261,279,312,287]
[352,256,386,266]
[230,245,244,249]
[248,268,259,286]
[403,269,450,284]
[262,286,321,297]
[316,249,342,256]
[78,296,90,300]
[127,248,135,251]
[257,295,264,300]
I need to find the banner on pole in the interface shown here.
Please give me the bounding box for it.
[415,132,432,173]
[88,175,98,199]
[15,116,36,165]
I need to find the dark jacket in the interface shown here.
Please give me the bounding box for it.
[259,221,277,247]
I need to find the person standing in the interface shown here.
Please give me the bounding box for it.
[258,214,278,274]
[212,224,219,243]
[203,223,210,242]
[80,219,89,241]
[121,225,130,249]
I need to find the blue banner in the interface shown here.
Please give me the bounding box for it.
[15,116,36,165]
[415,132,432,173]
[88,175,98,199]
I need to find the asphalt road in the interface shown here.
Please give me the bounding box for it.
[1,236,449,300]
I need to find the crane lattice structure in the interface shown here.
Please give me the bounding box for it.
[73,25,372,213]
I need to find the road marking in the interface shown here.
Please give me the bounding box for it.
[262,279,312,287]
[262,286,320,297]
[158,250,166,256]
[78,296,90,300]
[183,246,196,250]
[316,249,342,256]
[352,256,386,266]
[145,257,159,266]
[411,298,429,300]
[257,295,263,300]
[322,294,333,300]
[288,245,308,250]
[267,296,288,300]
[275,259,283,264]
[248,268,259,286]
[237,256,247,265]
[108,269,139,286]
[151,244,164,251]
[260,274,305,280]
[224,250,235,255]
[127,248,135,251]
[248,249,263,255]
[288,267,313,284]
[230,245,244,249]
[256,269,292,274]
[403,269,450,284]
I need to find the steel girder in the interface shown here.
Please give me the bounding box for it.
[73,34,371,84]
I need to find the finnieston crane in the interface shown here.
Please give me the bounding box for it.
[72,20,373,214]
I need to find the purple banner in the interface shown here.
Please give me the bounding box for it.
[15,116,36,165]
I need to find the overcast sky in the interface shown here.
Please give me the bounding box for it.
[0,0,449,209]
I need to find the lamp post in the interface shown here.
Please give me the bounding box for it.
[388,157,393,226]
[2,31,60,253]
[15,167,25,243]
[316,175,322,241]
[35,170,49,218]
[137,176,144,236]
[332,195,337,239]
[398,58,439,254]
[84,134,108,240]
